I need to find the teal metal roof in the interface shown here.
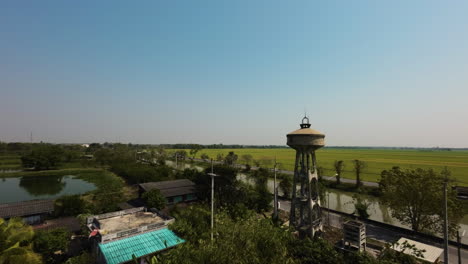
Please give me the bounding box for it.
[99,228,185,264]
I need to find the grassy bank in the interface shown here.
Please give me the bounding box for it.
[176,148,468,185]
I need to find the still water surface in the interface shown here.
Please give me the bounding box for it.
[0,175,97,203]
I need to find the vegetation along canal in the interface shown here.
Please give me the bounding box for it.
[173,161,468,244]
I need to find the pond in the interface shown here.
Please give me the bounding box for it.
[0,175,97,203]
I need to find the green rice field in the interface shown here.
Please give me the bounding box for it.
[0,155,22,169]
[187,148,468,185]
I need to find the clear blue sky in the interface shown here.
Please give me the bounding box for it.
[1,1,467,147]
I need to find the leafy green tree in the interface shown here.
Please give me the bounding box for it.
[62,145,82,162]
[21,144,64,170]
[250,168,272,212]
[279,176,292,199]
[64,252,94,264]
[33,228,70,264]
[54,195,85,217]
[189,145,203,159]
[380,167,464,234]
[174,150,187,161]
[86,143,102,154]
[317,166,324,181]
[169,205,211,243]
[0,142,7,154]
[351,195,370,219]
[223,151,238,166]
[142,189,167,210]
[253,159,261,167]
[154,147,167,165]
[0,218,42,264]
[175,169,204,182]
[164,207,294,264]
[353,160,366,187]
[288,237,343,264]
[215,153,224,162]
[89,190,125,214]
[110,162,173,184]
[378,240,423,264]
[344,251,379,264]
[240,154,253,165]
[334,160,345,185]
[200,153,209,161]
[6,142,32,155]
[94,147,134,166]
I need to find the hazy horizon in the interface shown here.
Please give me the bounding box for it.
[2,1,468,148]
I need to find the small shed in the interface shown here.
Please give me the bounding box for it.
[139,179,197,205]
[0,199,55,224]
[392,237,443,263]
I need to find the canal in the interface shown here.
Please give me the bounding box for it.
[171,160,468,243]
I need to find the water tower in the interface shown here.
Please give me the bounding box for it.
[287,116,325,238]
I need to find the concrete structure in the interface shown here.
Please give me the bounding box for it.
[0,199,54,225]
[287,116,325,238]
[87,207,184,264]
[343,220,366,252]
[139,179,197,205]
[393,237,443,263]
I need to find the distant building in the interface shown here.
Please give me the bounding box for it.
[0,199,55,225]
[138,179,197,205]
[87,207,184,264]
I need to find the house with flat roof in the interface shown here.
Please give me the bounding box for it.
[138,179,197,205]
[0,199,54,224]
[392,237,443,263]
[87,207,184,264]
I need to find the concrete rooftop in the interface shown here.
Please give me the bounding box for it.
[98,212,163,234]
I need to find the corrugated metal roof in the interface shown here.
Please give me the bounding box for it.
[140,179,194,190]
[159,186,196,198]
[0,199,54,219]
[99,228,185,264]
[393,237,443,263]
[139,179,196,198]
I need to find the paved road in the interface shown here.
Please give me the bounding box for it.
[278,199,467,264]
[191,158,379,187]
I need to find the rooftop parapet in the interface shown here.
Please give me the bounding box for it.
[87,207,174,243]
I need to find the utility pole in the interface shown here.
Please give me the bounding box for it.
[458,230,465,264]
[443,177,449,264]
[273,157,279,220]
[208,159,218,241]
[327,191,330,226]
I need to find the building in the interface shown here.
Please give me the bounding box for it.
[87,207,184,264]
[0,199,54,225]
[392,237,443,263]
[138,179,197,205]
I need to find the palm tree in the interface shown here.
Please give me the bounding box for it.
[0,218,42,264]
